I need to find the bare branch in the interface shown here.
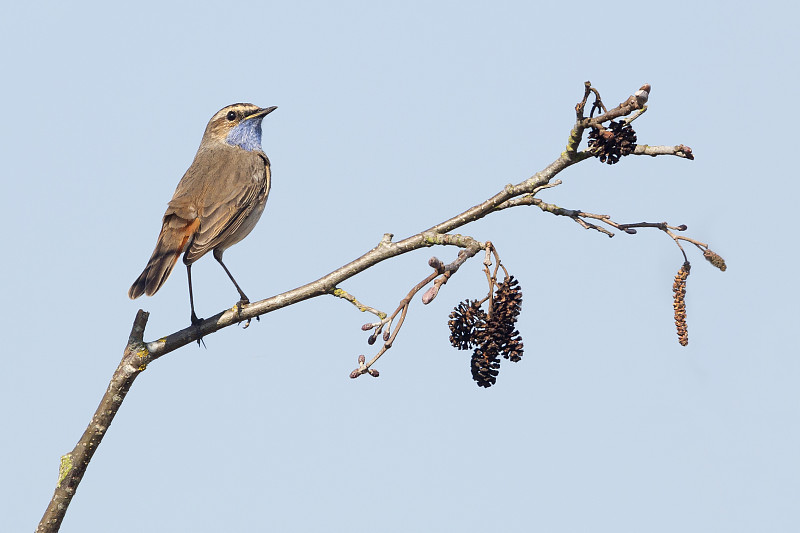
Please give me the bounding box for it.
[582,84,650,128]
[38,81,706,532]
[567,83,650,155]
[623,106,648,124]
[332,287,387,320]
[37,310,150,533]
[352,236,485,378]
[633,144,695,159]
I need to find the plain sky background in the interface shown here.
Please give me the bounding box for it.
[2,1,798,531]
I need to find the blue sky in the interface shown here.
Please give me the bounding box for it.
[2,1,798,531]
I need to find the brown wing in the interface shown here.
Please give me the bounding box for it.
[176,145,270,264]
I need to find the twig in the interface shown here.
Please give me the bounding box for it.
[633,144,694,159]
[331,287,387,319]
[623,106,648,124]
[351,238,485,377]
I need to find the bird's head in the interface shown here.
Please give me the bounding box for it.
[203,103,277,152]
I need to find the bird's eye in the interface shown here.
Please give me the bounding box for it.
[226,111,237,121]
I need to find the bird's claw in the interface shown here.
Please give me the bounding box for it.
[235,299,259,329]
[190,312,207,347]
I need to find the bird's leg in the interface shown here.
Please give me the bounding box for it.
[213,251,259,326]
[187,264,202,324]
[215,255,249,303]
[187,264,206,347]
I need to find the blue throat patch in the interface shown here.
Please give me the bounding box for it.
[226,118,264,152]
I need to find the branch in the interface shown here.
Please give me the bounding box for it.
[37,81,700,532]
[498,195,726,267]
[634,144,694,159]
[351,238,486,378]
[37,311,150,533]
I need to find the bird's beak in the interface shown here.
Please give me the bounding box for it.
[247,106,277,120]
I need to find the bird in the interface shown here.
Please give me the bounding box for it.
[128,103,277,325]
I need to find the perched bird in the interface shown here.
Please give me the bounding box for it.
[128,103,277,324]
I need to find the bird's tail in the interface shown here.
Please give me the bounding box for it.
[128,216,200,299]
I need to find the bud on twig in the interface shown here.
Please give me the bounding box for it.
[422,285,438,304]
[635,84,650,105]
[428,257,443,271]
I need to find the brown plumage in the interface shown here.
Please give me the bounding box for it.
[128,103,276,323]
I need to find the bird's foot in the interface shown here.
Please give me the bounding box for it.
[235,298,260,329]
[191,312,207,348]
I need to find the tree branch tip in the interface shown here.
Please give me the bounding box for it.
[127,310,150,345]
[635,84,650,105]
[428,256,444,271]
[533,178,562,194]
[348,366,380,379]
[623,106,648,125]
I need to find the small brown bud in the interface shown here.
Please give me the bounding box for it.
[361,323,374,331]
[422,285,438,304]
[383,330,391,341]
[428,257,443,270]
[349,370,360,379]
[358,354,366,364]
[368,368,380,377]
[367,333,377,345]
